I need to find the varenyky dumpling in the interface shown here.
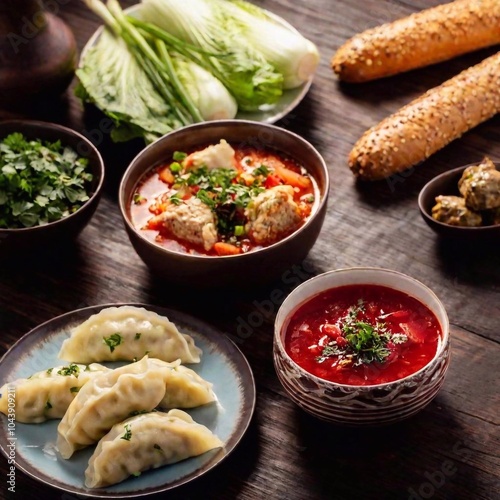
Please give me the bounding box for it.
[85,409,224,488]
[0,363,110,423]
[58,306,201,364]
[148,358,217,409]
[57,356,168,459]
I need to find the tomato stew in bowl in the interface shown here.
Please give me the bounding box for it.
[119,120,329,288]
[129,139,319,257]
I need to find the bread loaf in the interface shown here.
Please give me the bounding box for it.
[348,52,500,180]
[332,0,500,82]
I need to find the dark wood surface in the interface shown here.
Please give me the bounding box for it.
[1,0,499,499]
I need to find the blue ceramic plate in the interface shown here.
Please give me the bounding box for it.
[0,304,255,498]
[81,4,314,126]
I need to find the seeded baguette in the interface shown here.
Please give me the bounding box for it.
[348,52,500,181]
[332,0,500,83]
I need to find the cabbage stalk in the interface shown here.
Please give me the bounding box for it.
[78,0,238,143]
[172,57,238,120]
[140,0,319,91]
[76,29,181,143]
[139,0,286,111]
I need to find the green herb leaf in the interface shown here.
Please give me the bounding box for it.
[57,364,80,377]
[103,333,123,353]
[173,151,187,162]
[121,424,132,441]
[317,300,408,367]
[133,192,146,205]
[0,133,92,229]
[70,386,80,394]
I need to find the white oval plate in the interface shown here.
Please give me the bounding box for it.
[0,303,256,498]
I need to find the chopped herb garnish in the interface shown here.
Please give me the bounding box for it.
[57,364,80,377]
[70,386,80,394]
[133,192,145,205]
[134,332,142,340]
[316,300,408,367]
[103,333,123,353]
[46,368,53,375]
[169,194,182,205]
[121,424,132,441]
[132,471,141,477]
[172,151,187,162]
[253,165,269,177]
[0,132,92,228]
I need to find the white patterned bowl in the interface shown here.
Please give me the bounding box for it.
[273,268,451,426]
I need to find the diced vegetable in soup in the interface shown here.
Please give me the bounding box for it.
[130,140,318,256]
[284,285,441,385]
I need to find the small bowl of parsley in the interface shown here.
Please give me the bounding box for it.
[0,120,104,253]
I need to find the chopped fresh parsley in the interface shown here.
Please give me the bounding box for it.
[172,151,187,162]
[70,386,80,394]
[169,193,182,205]
[0,132,93,228]
[121,424,132,441]
[134,332,141,340]
[253,164,269,176]
[133,192,145,205]
[103,333,123,353]
[46,368,53,375]
[57,364,80,377]
[317,300,408,367]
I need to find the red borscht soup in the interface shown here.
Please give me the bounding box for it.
[284,284,441,385]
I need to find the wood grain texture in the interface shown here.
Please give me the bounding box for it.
[0,0,499,499]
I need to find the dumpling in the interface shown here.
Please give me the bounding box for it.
[58,306,201,364]
[0,363,110,424]
[57,356,167,459]
[85,409,224,488]
[148,358,217,409]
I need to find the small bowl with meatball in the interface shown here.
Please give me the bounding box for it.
[118,120,329,287]
[418,158,500,241]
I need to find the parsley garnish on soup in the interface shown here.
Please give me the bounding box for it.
[284,284,441,385]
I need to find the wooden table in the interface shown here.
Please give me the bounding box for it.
[1,1,499,499]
